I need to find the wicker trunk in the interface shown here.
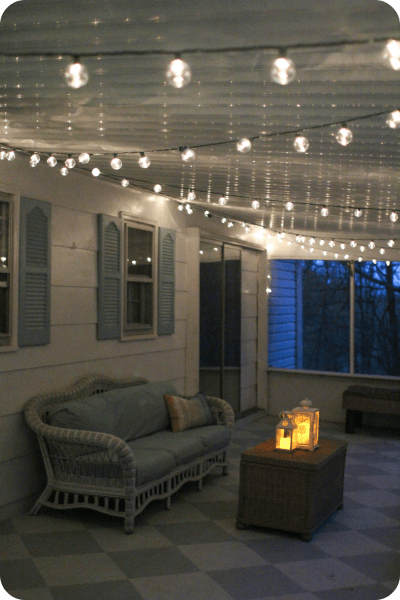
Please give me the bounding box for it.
[236,438,347,541]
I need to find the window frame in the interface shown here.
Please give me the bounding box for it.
[121,214,157,340]
[0,186,19,353]
[267,258,400,382]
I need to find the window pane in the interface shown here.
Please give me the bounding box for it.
[127,227,152,277]
[126,281,153,329]
[302,260,350,373]
[355,261,400,376]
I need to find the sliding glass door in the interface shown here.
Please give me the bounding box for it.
[199,241,241,412]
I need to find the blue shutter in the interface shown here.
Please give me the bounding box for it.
[158,227,175,335]
[98,214,122,339]
[19,197,51,346]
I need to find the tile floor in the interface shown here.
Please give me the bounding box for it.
[1,414,399,600]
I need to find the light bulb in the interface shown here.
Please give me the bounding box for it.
[6,150,15,161]
[360,245,365,252]
[309,237,315,245]
[358,257,362,262]
[111,156,122,170]
[386,110,400,128]
[390,211,399,222]
[252,200,260,209]
[121,179,129,187]
[60,167,68,176]
[350,240,357,248]
[166,57,191,88]
[236,138,251,153]
[285,201,294,211]
[294,135,309,153]
[65,156,76,169]
[30,153,40,167]
[221,217,227,223]
[78,152,90,164]
[64,58,89,89]
[47,155,57,167]
[329,240,335,247]
[310,247,314,253]
[227,221,233,228]
[0,151,6,160]
[383,39,400,70]
[335,125,353,146]
[92,167,100,177]
[321,207,329,217]
[178,203,184,211]
[340,243,346,250]
[271,55,296,85]
[187,189,196,201]
[186,204,193,214]
[386,260,391,266]
[154,184,162,193]
[181,147,195,162]
[354,208,362,218]
[335,253,339,258]
[380,248,385,254]
[204,211,212,218]
[368,241,375,249]
[388,239,395,247]
[138,154,150,168]
[323,251,327,256]
[319,240,325,246]
[344,254,349,259]
[218,196,227,205]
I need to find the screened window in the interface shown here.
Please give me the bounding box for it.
[124,222,154,334]
[268,259,400,378]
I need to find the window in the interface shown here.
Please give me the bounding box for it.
[124,221,155,335]
[97,214,175,340]
[0,194,11,346]
[268,259,400,378]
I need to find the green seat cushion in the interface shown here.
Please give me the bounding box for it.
[48,381,178,441]
[129,430,205,466]
[183,425,232,453]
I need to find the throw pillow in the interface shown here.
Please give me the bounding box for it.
[164,392,214,432]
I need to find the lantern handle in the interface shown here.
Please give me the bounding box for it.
[279,411,293,419]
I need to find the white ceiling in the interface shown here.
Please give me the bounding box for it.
[1,0,400,259]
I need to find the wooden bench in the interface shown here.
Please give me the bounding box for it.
[342,385,400,433]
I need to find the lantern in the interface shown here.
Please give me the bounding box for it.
[275,412,298,452]
[292,399,319,451]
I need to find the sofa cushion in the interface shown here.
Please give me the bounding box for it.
[48,381,178,441]
[164,392,213,432]
[179,425,232,453]
[129,430,205,466]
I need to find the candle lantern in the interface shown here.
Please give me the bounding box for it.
[292,399,319,451]
[275,412,298,452]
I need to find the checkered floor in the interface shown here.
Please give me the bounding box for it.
[1,414,399,600]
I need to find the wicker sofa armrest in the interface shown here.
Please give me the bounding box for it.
[204,396,235,429]
[24,397,136,473]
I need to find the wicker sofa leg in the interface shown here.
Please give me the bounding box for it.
[28,485,53,515]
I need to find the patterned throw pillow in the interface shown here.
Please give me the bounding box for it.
[164,392,213,432]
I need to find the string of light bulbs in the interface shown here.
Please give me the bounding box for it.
[1,36,399,89]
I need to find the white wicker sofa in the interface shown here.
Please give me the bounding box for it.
[24,375,234,533]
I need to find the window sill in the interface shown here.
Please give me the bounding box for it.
[267,367,400,382]
[121,333,157,342]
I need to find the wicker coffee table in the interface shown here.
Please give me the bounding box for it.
[236,438,347,541]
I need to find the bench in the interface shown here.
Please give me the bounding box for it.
[342,385,400,433]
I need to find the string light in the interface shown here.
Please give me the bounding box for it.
[335,124,353,146]
[271,51,296,85]
[92,167,100,177]
[78,152,90,164]
[60,167,68,176]
[218,196,227,205]
[294,135,309,153]
[166,56,191,88]
[252,200,260,209]
[390,211,399,222]
[285,201,294,211]
[236,138,251,153]
[181,147,195,162]
[368,241,375,249]
[350,240,357,248]
[321,207,329,217]
[354,208,363,217]
[154,184,162,193]
[64,56,89,89]
[383,39,400,70]
[177,203,184,211]
[329,240,335,247]
[187,189,196,201]
[138,153,151,168]
[29,152,40,167]
[47,155,57,167]
[111,155,122,170]
[386,110,400,128]
[388,239,395,247]
[380,248,385,254]
[121,179,129,187]
[6,151,15,161]
[65,155,76,169]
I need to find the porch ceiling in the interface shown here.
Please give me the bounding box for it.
[1,0,400,256]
